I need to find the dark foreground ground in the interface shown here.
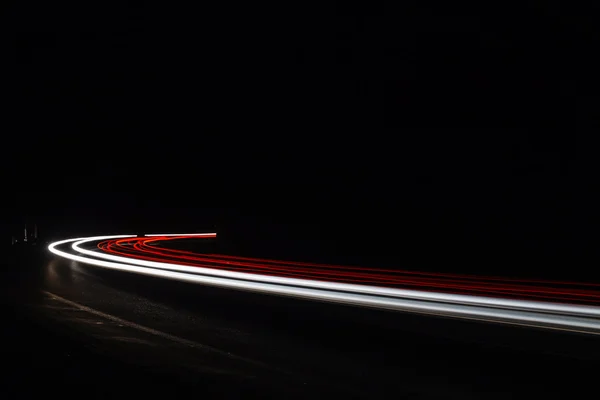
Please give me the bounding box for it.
[1,246,599,399]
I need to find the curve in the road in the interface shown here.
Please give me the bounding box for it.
[48,234,600,335]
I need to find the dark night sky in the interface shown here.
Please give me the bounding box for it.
[2,3,600,277]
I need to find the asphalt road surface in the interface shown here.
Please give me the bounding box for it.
[2,246,599,399]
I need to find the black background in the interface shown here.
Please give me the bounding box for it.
[2,2,600,279]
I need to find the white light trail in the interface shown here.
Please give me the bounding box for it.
[70,236,600,319]
[48,235,600,335]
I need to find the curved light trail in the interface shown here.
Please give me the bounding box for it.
[48,234,600,335]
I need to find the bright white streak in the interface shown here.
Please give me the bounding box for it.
[70,236,600,319]
[47,236,600,334]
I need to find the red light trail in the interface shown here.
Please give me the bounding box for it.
[47,234,600,335]
[96,235,600,306]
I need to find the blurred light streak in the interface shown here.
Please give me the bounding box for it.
[100,237,600,306]
[46,235,600,334]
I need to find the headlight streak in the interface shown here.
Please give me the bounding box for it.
[115,237,600,304]
[48,235,600,335]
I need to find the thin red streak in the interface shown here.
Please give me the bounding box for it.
[141,237,600,289]
[90,236,600,305]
